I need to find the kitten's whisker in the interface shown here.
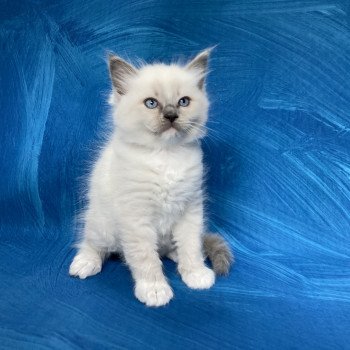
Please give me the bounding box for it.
[188,122,227,141]
[186,123,226,146]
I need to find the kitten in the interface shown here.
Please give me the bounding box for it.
[69,49,233,307]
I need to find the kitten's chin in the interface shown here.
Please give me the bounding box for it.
[163,126,179,136]
[159,126,181,142]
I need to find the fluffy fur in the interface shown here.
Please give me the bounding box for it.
[69,49,233,307]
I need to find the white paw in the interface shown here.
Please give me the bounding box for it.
[69,253,102,279]
[181,266,215,289]
[135,279,173,307]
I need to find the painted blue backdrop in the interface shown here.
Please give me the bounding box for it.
[1,1,349,349]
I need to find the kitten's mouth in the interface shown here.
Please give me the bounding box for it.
[146,121,186,138]
[159,122,182,134]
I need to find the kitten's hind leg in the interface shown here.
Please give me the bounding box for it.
[69,241,107,279]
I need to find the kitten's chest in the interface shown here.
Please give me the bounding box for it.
[152,162,190,232]
[148,150,201,219]
[153,155,188,203]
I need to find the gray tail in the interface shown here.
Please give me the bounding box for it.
[203,233,234,275]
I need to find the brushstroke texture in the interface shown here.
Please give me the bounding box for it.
[0,0,349,349]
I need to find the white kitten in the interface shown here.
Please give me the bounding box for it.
[69,49,233,307]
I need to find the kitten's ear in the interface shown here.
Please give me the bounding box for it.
[186,48,212,89]
[108,54,137,95]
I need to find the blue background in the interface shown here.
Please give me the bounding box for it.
[1,0,350,349]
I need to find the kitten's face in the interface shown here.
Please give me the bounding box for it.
[109,50,211,146]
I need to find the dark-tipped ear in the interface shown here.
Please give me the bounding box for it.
[108,54,137,95]
[186,48,212,89]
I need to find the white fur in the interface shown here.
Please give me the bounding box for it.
[70,52,215,307]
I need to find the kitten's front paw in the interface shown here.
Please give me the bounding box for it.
[180,266,215,289]
[69,253,102,279]
[135,279,173,307]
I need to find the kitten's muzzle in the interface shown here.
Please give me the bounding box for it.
[163,105,178,123]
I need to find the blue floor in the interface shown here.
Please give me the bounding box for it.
[1,1,350,349]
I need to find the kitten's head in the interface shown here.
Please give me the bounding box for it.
[108,49,211,146]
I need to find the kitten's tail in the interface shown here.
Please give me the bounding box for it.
[203,233,234,275]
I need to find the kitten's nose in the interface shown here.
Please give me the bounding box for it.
[164,113,178,123]
[163,105,178,123]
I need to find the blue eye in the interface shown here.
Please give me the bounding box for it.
[178,96,190,107]
[144,98,158,109]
